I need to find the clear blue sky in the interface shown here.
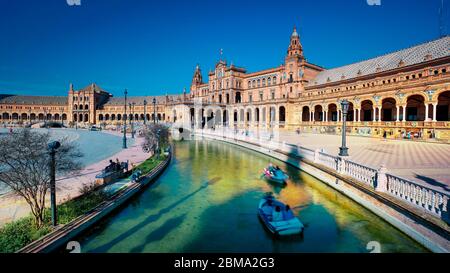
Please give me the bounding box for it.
[0,0,448,97]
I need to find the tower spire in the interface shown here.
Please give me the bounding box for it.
[286,25,303,60]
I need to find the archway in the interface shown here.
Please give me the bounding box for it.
[406,95,425,121]
[255,108,260,123]
[223,110,228,126]
[381,98,397,121]
[327,104,337,122]
[84,114,89,123]
[302,106,310,122]
[279,106,286,123]
[21,113,28,120]
[314,105,323,121]
[361,100,373,121]
[437,91,450,121]
[73,114,77,122]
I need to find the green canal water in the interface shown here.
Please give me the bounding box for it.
[76,140,426,253]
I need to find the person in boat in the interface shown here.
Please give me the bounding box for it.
[272,206,283,222]
[115,158,121,171]
[105,160,117,173]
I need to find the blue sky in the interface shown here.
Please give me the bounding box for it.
[0,0,448,97]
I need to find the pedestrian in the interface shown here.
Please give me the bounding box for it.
[383,131,387,141]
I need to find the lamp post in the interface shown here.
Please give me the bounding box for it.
[123,89,128,149]
[152,98,156,124]
[143,99,147,126]
[339,99,349,157]
[48,141,61,227]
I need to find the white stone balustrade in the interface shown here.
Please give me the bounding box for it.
[386,173,449,220]
[345,160,378,187]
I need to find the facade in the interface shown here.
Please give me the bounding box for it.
[1,27,449,139]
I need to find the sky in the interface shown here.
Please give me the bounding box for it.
[0,0,448,97]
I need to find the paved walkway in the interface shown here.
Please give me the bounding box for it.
[0,131,149,227]
[273,131,450,194]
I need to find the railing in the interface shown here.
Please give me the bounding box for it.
[193,128,449,222]
[345,160,377,187]
[317,151,338,170]
[386,173,449,219]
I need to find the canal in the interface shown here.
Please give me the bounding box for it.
[76,139,426,253]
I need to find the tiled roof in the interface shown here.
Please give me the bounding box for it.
[309,36,450,86]
[0,95,67,105]
[77,83,108,94]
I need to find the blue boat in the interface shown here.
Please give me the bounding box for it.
[258,193,304,236]
[262,166,289,185]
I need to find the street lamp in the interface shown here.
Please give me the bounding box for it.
[143,99,147,126]
[339,99,349,157]
[48,141,61,227]
[123,89,128,149]
[152,98,156,124]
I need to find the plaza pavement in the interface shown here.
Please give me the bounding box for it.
[0,130,149,227]
[273,131,450,194]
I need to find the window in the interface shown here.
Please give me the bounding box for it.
[260,93,263,101]
[271,92,275,100]
[249,94,252,103]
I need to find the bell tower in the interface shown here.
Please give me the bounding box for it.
[286,26,303,61]
[192,64,203,86]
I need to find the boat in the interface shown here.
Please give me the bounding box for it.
[258,193,304,236]
[262,165,289,185]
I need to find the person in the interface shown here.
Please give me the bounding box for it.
[296,128,300,135]
[105,159,116,173]
[272,206,283,222]
[115,158,121,171]
[383,131,387,141]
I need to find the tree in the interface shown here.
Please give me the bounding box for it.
[0,129,82,228]
[142,124,169,154]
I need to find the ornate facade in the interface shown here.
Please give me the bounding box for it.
[1,27,449,140]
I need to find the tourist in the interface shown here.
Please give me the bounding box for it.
[115,158,121,171]
[383,131,387,141]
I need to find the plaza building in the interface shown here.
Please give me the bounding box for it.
[1,27,449,140]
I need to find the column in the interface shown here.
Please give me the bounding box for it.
[324,111,328,122]
[432,103,437,122]
[402,105,406,122]
[353,109,357,122]
[396,106,400,122]
[299,111,303,124]
[377,106,382,121]
[425,103,429,121]
[372,107,376,122]
[310,111,313,122]
[358,109,361,122]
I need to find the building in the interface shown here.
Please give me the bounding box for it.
[1,27,449,140]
